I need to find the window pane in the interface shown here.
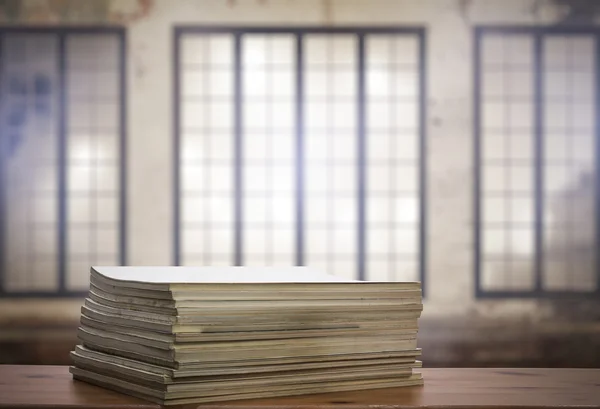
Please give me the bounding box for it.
[479,30,598,295]
[242,34,295,266]
[176,30,424,287]
[542,34,597,288]
[179,33,235,266]
[304,34,359,279]
[1,31,125,294]
[364,35,420,282]
[1,34,60,292]
[483,229,506,257]
[66,34,123,290]
[483,197,506,224]
[478,31,538,294]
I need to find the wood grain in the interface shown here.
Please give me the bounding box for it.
[0,366,599,409]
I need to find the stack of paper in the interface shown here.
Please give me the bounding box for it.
[70,266,423,405]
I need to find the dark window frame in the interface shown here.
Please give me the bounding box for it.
[474,25,600,298]
[0,26,127,298]
[173,26,427,293]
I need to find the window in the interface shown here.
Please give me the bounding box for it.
[475,26,600,297]
[175,27,426,286]
[0,28,126,296]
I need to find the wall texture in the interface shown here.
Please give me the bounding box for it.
[0,0,599,366]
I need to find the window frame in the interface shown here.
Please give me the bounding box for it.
[474,25,600,298]
[173,26,427,292]
[0,26,128,298]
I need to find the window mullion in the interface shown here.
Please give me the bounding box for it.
[0,34,5,293]
[595,32,600,293]
[474,28,483,297]
[119,32,127,266]
[295,33,305,266]
[533,31,543,294]
[357,33,366,280]
[418,29,427,296]
[234,33,243,266]
[58,33,67,294]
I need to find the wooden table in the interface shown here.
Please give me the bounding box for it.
[0,365,599,408]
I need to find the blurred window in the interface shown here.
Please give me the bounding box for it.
[475,27,599,297]
[0,29,126,296]
[175,28,427,287]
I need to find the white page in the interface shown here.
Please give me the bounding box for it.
[92,266,355,284]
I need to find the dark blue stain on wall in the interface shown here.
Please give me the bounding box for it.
[7,133,21,157]
[6,100,25,157]
[34,74,51,115]
[8,75,25,95]
[3,73,53,157]
[5,76,26,157]
[7,101,25,127]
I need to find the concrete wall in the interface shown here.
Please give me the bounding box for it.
[1,0,599,366]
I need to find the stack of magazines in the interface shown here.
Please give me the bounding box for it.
[70,266,423,405]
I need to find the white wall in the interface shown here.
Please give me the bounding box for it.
[126,0,568,317]
[0,0,594,322]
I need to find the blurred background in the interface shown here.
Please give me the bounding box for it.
[0,0,599,368]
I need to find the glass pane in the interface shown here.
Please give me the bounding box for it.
[506,71,533,98]
[482,35,504,66]
[542,34,596,290]
[481,259,505,291]
[483,166,506,192]
[483,70,504,98]
[364,34,420,282]
[391,260,417,282]
[509,166,532,192]
[509,198,533,224]
[483,197,506,224]
[1,34,60,292]
[66,34,122,290]
[179,33,235,265]
[483,229,506,256]
[304,34,358,279]
[209,36,233,65]
[367,259,391,281]
[509,229,533,257]
[242,34,295,266]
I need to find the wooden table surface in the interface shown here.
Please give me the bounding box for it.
[0,365,599,409]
